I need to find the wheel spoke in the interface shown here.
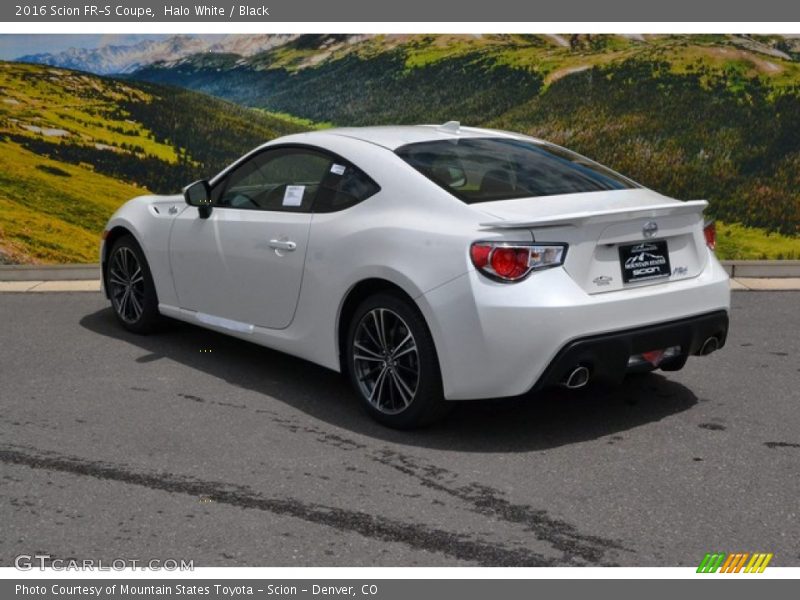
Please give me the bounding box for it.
[119,288,131,318]
[361,319,382,351]
[125,290,136,320]
[109,265,125,278]
[354,354,384,363]
[392,343,417,360]
[129,290,143,319]
[120,247,129,274]
[392,368,416,400]
[379,309,390,349]
[371,310,388,351]
[389,370,412,407]
[129,265,143,285]
[353,342,383,359]
[112,254,124,277]
[391,332,413,356]
[368,367,389,405]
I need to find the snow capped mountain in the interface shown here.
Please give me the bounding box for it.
[16,35,299,75]
[15,33,799,77]
[206,35,299,57]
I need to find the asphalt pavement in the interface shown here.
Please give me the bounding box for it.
[0,291,798,567]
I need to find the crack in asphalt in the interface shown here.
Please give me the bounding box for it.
[764,441,800,449]
[169,393,627,565]
[252,408,627,565]
[370,449,629,565]
[698,422,726,431]
[0,444,559,567]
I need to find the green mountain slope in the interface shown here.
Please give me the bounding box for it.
[134,41,543,126]
[133,34,800,251]
[133,34,800,122]
[490,59,800,237]
[0,62,307,263]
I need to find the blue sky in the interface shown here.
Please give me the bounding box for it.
[0,35,169,60]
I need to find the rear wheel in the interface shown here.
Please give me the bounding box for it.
[106,235,162,334]
[346,293,451,429]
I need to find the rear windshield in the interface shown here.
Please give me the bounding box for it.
[395,137,638,203]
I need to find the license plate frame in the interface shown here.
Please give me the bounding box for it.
[619,240,671,283]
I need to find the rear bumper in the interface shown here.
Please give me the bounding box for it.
[419,252,731,400]
[532,310,729,390]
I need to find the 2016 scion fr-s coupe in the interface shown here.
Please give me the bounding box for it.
[101,122,730,428]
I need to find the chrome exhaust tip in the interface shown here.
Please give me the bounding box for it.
[562,365,590,389]
[700,336,720,356]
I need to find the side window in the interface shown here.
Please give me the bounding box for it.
[313,161,380,213]
[213,148,332,212]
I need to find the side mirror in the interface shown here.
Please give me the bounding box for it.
[183,180,212,218]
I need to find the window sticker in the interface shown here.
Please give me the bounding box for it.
[330,164,346,176]
[282,185,305,206]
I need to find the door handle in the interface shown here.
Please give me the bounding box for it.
[268,239,297,251]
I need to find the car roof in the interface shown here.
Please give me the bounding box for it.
[302,124,537,151]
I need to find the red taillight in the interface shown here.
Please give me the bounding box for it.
[469,244,492,269]
[470,242,566,282]
[703,220,716,251]
[490,247,529,279]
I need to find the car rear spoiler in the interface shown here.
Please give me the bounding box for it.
[479,200,709,229]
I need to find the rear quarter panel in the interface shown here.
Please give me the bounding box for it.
[280,133,529,372]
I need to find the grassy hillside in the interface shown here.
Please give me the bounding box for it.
[133,34,800,255]
[490,59,800,238]
[4,34,800,263]
[134,34,800,121]
[135,45,543,126]
[0,62,306,263]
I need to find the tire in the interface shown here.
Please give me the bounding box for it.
[345,292,452,429]
[105,234,162,334]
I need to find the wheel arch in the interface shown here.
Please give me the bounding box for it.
[102,226,134,296]
[101,225,150,299]
[337,278,438,375]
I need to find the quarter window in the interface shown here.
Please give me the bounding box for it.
[313,161,380,213]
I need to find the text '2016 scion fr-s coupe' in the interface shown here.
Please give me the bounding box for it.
[101,123,730,428]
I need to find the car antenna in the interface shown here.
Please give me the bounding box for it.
[438,121,461,134]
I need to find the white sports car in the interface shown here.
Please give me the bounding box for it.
[101,123,730,428]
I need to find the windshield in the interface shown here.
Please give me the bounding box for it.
[395,137,638,203]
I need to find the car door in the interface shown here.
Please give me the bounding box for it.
[169,146,333,330]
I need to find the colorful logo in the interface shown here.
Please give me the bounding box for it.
[697,552,773,573]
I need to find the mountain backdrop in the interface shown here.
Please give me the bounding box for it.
[4,33,800,263]
[0,61,304,262]
[17,34,299,75]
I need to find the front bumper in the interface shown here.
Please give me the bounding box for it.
[532,310,728,390]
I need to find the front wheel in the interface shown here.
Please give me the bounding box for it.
[346,293,451,429]
[106,235,162,334]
